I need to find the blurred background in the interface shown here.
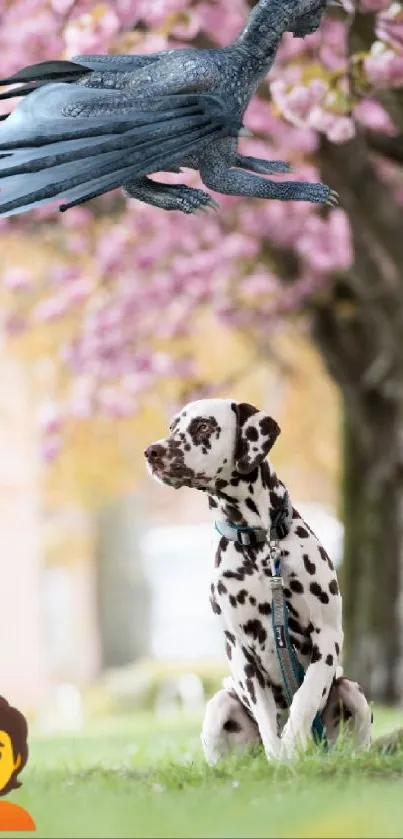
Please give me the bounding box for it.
[0,317,343,729]
[0,0,403,738]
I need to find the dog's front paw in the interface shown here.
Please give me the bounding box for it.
[262,736,282,763]
[280,724,308,761]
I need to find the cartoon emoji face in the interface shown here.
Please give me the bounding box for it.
[0,730,22,794]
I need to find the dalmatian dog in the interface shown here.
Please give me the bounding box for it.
[145,398,372,762]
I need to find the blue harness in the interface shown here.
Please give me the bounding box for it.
[215,492,328,750]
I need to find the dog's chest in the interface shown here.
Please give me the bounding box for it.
[210,541,313,677]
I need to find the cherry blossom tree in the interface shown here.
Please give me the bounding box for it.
[2,0,403,700]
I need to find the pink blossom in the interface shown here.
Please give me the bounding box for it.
[326,115,355,143]
[37,401,64,435]
[3,313,28,336]
[33,295,69,322]
[365,47,403,88]
[354,98,398,134]
[2,267,32,292]
[360,0,392,10]
[40,435,62,463]
[376,4,403,49]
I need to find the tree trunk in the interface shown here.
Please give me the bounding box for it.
[309,135,403,702]
[341,397,403,701]
[94,493,151,669]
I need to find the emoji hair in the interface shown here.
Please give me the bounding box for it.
[0,696,28,796]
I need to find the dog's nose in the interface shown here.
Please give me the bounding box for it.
[144,444,164,462]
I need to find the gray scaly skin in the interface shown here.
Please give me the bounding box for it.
[0,0,337,216]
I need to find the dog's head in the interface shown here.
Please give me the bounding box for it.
[144,398,280,490]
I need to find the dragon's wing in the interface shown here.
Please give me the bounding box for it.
[0,82,238,217]
[0,54,167,102]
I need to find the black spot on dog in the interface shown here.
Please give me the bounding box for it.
[343,706,352,723]
[310,582,330,604]
[288,616,303,635]
[223,569,245,582]
[246,678,256,704]
[229,595,238,608]
[243,619,267,645]
[188,416,220,449]
[258,602,272,616]
[237,589,248,604]
[295,525,309,538]
[246,426,259,442]
[210,595,221,615]
[225,642,232,660]
[287,602,299,618]
[318,545,334,570]
[259,415,279,440]
[326,654,334,666]
[217,581,227,595]
[290,579,304,594]
[208,496,218,509]
[249,596,256,606]
[223,718,241,732]
[335,642,340,655]
[329,579,339,595]
[303,554,316,575]
[224,504,243,524]
[272,682,288,709]
[311,644,322,663]
[224,631,235,646]
[246,497,259,515]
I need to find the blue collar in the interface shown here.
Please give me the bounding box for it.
[215,490,292,548]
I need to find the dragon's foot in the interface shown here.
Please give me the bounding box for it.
[325,188,339,208]
[172,186,219,214]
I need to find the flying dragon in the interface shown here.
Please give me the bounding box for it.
[0,0,337,218]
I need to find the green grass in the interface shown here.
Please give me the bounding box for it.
[7,706,403,838]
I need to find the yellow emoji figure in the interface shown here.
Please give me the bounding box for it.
[0,696,35,832]
[0,698,27,798]
[0,731,22,796]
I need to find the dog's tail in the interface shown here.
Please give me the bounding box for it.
[371,727,403,755]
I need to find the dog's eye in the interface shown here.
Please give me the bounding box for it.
[196,421,209,434]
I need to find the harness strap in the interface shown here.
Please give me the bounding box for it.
[270,576,302,702]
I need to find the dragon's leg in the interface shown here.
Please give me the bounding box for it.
[235,154,292,175]
[200,164,338,206]
[123,177,218,213]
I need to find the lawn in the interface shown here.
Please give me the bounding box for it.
[8,706,403,838]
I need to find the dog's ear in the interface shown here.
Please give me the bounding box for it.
[232,402,280,475]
